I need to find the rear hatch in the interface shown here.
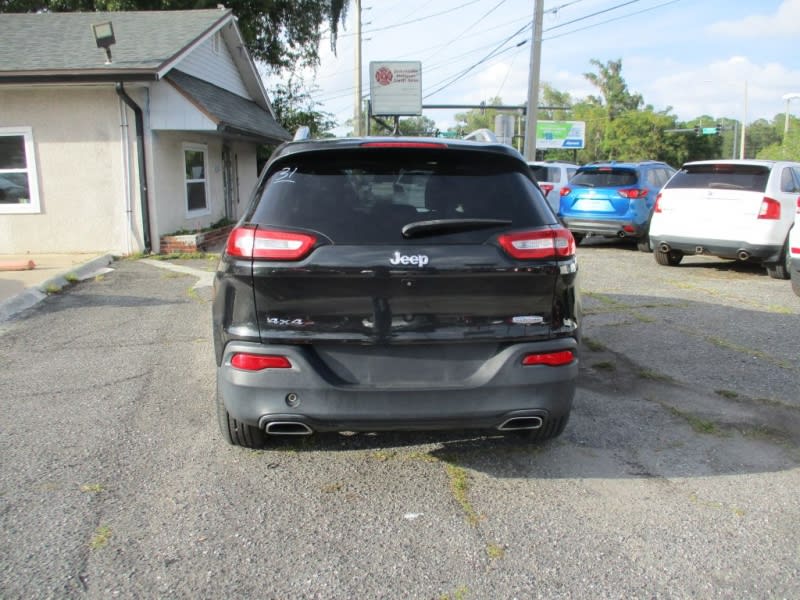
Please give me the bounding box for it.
[239,145,573,349]
[655,163,770,239]
[560,166,641,218]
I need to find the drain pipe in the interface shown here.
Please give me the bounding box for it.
[115,83,152,253]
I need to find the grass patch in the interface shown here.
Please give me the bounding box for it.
[89,525,112,550]
[440,586,469,600]
[43,283,62,294]
[715,389,739,399]
[591,361,616,372]
[637,369,673,382]
[152,251,213,261]
[582,337,605,352]
[80,483,104,494]
[667,407,720,435]
[486,543,505,560]
[445,464,481,527]
[65,273,79,283]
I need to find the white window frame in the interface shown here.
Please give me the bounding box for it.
[0,126,41,214]
[183,143,210,218]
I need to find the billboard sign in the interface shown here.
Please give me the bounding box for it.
[536,121,585,149]
[369,61,422,116]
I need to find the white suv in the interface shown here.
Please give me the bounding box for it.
[527,161,578,213]
[649,159,800,279]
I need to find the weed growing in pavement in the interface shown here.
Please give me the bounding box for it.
[637,369,674,382]
[445,464,482,527]
[80,484,104,494]
[582,337,605,352]
[440,585,469,600]
[667,406,720,435]
[486,543,505,560]
[65,273,79,283]
[89,525,112,550]
[715,389,739,399]
[591,361,616,372]
[43,283,61,294]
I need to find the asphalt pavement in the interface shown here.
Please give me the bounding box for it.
[0,240,798,598]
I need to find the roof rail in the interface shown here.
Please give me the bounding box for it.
[463,128,497,143]
[293,126,311,141]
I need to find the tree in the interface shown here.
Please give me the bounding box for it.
[1,0,349,74]
[453,97,518,136]
[370,115,437,137]
[583,59,643,121]
[269,78,336,138]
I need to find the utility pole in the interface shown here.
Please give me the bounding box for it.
[354,0,363,137]
[739,80,747,159]
[523,0,544,160]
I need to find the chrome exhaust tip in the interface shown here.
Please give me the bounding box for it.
[658,243,671,253]
[498,416,544,431]
[737,250,751,261]
[264,421,313,436]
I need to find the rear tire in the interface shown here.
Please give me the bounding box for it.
[654,249,683,266]
[514,414,569,443]
[217,385,267,448]
[766,238,790,280]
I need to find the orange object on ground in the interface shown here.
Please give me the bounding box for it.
[0,260,36,271]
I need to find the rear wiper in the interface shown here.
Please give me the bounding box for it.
[402,218,512,239]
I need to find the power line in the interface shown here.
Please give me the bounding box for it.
[544,0,642,33]
[544,0,684,40]
[337,0,484,38]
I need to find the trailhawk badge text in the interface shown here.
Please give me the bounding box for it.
[389,251,429,267]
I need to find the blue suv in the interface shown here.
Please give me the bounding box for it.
[558,161,675,251]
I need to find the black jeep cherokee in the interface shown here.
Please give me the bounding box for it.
[212,137,580,447]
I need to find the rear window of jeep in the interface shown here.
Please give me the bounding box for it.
[248,149,556,244]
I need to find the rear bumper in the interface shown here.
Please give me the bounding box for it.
[561,217,645,238]
[651,236,782,262]
[218,338,578,433]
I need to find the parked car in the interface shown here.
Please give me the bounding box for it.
[212,136,580,447]
[527,160,578,213]
[789,197,799,296]
[558,161,675,251]
[649,159,800,279]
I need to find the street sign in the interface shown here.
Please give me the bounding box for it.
[701,127,718,135]
[536,121,585,149]
[369,61,422,116]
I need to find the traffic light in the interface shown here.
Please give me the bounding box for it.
[694,125,700,136]
[715,122,723,135]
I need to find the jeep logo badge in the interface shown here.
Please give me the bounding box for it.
[389,250,429,267]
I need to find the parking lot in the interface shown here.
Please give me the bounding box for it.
[1,243,798,598]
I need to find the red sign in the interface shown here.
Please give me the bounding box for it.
[375,67,393,86]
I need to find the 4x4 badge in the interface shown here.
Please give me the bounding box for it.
[389,251,429,267]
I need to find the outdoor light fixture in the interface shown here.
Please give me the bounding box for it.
[92,21,116,64]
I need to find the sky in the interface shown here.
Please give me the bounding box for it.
[269,0,800,136]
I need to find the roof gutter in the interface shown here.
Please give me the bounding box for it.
[116,82,152,253]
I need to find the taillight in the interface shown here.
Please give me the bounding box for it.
[796,197,800,214]
[540,184,554,195]
[522,350,575,367]
[497,227,575,260]
[560,186,572,197]
[231,353,292,371]
[758,197,781,220]
[618,188,649,199]
[226,226,317,260]
[654,192,663,213]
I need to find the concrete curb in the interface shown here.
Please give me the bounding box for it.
[0,254,115,323]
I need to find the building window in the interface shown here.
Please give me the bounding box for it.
[0,127,40,214]
[183,144,209,216]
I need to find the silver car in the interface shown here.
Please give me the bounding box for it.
[527,161,578,213]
